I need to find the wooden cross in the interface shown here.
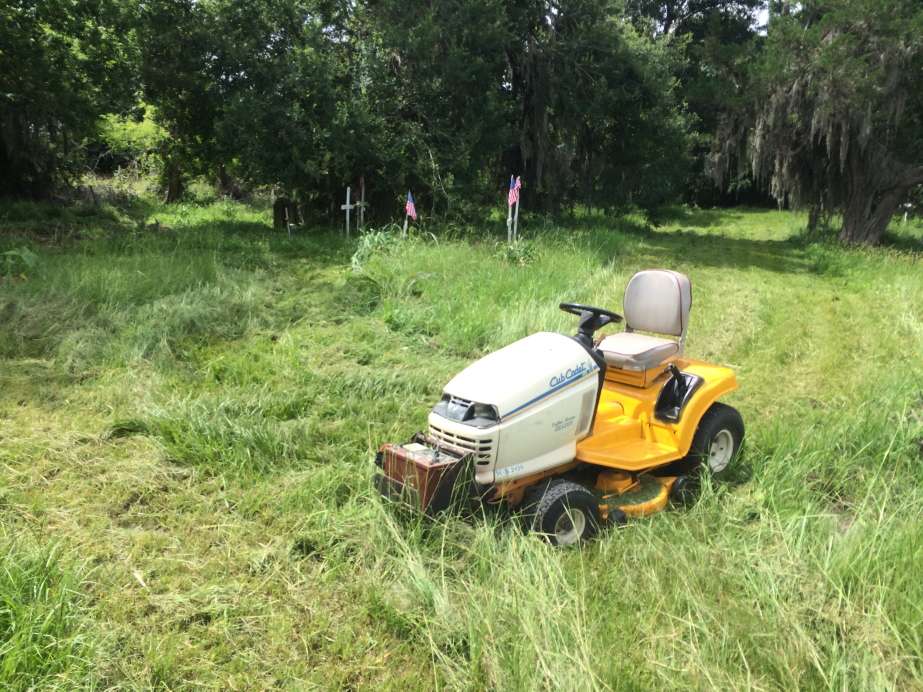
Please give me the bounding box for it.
[341,186,355,238]
[355,176,369,231]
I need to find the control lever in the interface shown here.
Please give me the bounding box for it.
[667,363,687,398]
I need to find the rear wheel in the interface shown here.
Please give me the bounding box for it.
[522,479,601,546]
[688,402,744,476]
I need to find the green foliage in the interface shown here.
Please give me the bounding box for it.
[363,0,696,212]
[0,0,139,197]
[351,225,403,272]
[211,1,345,210]
[1,0,774,212]
[126,0,706,214]
[498,240,538,267]
[1,247,37,277]
[137,0,224,201]
[0,538,94,689]
[636,0,763,205]
[98,107,166,164]
[717,0,923,244]
[363,0,512,211]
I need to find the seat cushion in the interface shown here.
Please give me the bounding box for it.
[598,332,679,372]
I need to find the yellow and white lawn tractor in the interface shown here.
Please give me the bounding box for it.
[375,269,743,545]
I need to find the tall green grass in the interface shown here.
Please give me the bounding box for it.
[0,536,94,690]
[1,198,922,686]
[294,376,923,689]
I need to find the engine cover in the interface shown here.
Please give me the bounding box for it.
[433,332,601,484]
[443,332,598,417]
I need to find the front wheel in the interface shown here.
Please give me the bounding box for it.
[689,402,744,475]
[522,479,601,547]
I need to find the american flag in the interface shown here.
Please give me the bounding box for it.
[405,190,417,220]
[508,175,521,207]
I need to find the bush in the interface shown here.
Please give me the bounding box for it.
[351,225,405,271]
[498,239,537,266]
[1,247,38,277]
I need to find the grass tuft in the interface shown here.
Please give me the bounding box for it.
[0,536,95,690]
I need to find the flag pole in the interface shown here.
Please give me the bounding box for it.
[513,192,520,243]
[506,176,513,244]
[403,190,409,238]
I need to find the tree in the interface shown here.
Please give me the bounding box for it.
[0,0,138,198]
[503,1,692,212]
[625,0,758,36]
[210,1,349,216]
[364,0,513,214]
[715,0,923,245]
[625,0,763,204]
[354,0,692,215]
[138,0,224,202]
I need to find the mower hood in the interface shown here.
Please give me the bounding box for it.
[442,332,599,420]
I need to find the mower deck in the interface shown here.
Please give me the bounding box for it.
[576,358,736,471]
[600,474,674,518]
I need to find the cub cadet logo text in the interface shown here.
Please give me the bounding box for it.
[549,362,592,388]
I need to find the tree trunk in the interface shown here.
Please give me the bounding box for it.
[163,159,184,203]
[839,186,905,245]
[215,164,242,199]
[807,204,821,233]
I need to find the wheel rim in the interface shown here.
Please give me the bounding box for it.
[552,507,586,545]
[708,429,734,472]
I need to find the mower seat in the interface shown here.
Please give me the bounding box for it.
[599,269,691,376]
[598,332,679,371]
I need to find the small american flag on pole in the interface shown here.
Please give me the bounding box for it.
[405,191,417,220]
[507,175,521,206]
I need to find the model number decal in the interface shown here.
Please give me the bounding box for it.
[553,415,576,432]
[495,463,525,479]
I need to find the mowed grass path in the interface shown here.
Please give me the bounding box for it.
[1,199,922,689]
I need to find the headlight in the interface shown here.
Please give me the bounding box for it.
[468,403,499,428]
[431,395,499,428]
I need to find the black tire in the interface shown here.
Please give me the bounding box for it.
[522,479,601,547]
[687,402,744,477]
[669,470,702,507]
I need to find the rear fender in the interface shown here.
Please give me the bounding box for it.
[656,365,737,456]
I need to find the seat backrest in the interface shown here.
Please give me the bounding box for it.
[623,269,691,338]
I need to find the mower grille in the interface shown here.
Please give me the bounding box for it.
[429,423,495,462]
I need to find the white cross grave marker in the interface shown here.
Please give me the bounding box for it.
[341,186,355,238]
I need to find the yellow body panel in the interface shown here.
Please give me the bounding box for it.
[576,358,737,472]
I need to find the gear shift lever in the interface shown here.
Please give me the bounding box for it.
[667,363,687,398]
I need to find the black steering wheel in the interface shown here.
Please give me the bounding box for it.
[559,302,623,347]
[559,302,623,324]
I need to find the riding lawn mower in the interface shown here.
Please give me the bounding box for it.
[374,269,744,545]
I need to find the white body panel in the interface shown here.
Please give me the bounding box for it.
[428,332,600,484]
